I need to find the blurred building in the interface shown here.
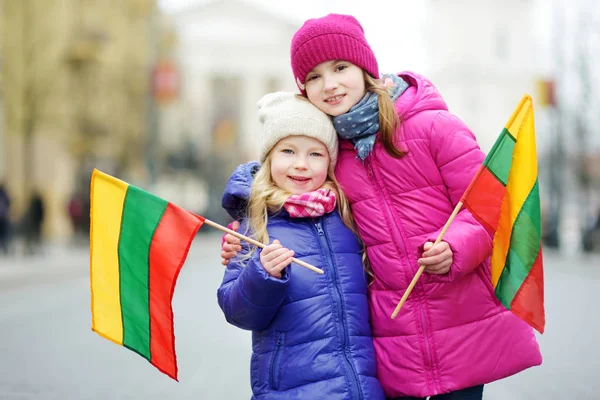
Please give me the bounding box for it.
[425,0,600,251]
[422,0,557,245]
[0,4,4,183]
[166,0,299,223]
[423,0,555,242]
[424,0,537,154]
[1,0,164,239]
[550,0,600,251]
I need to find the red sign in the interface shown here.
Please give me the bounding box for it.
[537,79,556,107]
[152,60,179,104]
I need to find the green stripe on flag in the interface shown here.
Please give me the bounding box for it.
[118,186,168,360]
[495,180,542,308]
[483,128,516,186]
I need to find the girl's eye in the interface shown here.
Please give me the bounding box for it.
[310,152,324,157]
[306,74,319,82]
[335,64,348,72]
[282,149,294,154]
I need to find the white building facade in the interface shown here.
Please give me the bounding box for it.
[165,0,299,221]
[172,0,298,157]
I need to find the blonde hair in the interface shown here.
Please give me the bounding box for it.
[364,73,407,159]
[243,153,361,261]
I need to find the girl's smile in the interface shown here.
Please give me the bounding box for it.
[304,61,366,116]
[287,175,312,189]
[270,136,330,195]
[324,94,346,105]
[288,175,310,181]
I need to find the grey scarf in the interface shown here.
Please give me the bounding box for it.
[332,74,408,160]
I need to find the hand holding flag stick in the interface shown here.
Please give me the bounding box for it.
[200,218,324,274]
[389,94,546,334]
[390,201,463,319]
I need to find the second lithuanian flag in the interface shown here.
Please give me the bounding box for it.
[461,94,545,334]
[90,169,205,380]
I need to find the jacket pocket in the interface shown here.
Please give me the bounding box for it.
[476,265,497,302]
[269,332,285,390]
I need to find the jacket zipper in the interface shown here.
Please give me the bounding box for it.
[419,305,437,393]
[366,157,439,393]
[269,331,285,389]
[315,218,363,400]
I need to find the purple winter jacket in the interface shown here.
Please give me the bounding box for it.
[334,72,542,398]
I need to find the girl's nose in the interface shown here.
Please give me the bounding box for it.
[323,76,338,91]
[293,157,308,169]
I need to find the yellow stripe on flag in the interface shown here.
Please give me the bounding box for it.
[491,95,538,286]
[90,169,128,344]
[505,95,531,139]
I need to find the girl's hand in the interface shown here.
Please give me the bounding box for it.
[260,240,294,279]
[419,241,453,275]
[221,221,242,266]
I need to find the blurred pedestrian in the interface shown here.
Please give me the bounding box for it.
[0,183,11,254]
[217,92,385,399]
[24,191,45,255]
[220,13,542,400]
[583,206,600,252]
[68,190,89,241]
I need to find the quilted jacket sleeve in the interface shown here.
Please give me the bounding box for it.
[427,111,493,281]
[217,239,290,331]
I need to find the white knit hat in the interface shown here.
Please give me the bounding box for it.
[257,92,338,169]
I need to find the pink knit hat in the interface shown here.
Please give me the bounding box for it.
[291,14,379,94]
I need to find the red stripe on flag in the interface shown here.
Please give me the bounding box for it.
[510,247,545,334]
[148,204,204,380]
[462,167,506,233]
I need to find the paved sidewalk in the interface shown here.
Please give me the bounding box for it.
[0,233,223,290]
[0,241,89,290]
[2,236,597,291]
[543,248,600,279]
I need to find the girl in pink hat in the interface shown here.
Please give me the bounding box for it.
[221,13,541,400]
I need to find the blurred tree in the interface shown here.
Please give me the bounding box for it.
[2,1,67,211]
[571,0,600,252]
[546,0,600,251]
[1,0,162,239]
[540,0,568,250]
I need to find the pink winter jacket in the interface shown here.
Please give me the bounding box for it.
[334,72,542,398]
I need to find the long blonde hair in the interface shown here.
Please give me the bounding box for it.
[243,154,360,259]
[364,73,407,159]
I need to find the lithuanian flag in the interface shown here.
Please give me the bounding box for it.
[461,94,545,334]
[90,169,205,380]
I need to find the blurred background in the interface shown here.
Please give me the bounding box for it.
[0,0,599,399]
[0,0,598,253]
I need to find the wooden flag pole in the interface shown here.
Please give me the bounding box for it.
[201,218,324,275]
[390,201,464,319]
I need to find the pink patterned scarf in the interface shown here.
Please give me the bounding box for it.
[283,188,337,218]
